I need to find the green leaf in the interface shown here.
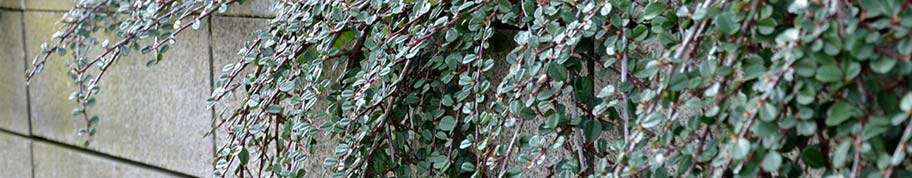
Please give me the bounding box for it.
[537,89,555,100]
[323,158,337,167]
[141,46,152,54]
[279,80,297,92]
[759,103,779,122]
[797,85,816,105]
[439,116,457,131]
[794,57,817,77]
[816,64,843,82]
[732,138,751,160]
[715,13,739,35]
[548,62,568,81]
[901,93,912,111]
[601,3,613,15]
[89,116,100,125]
[56,47,66,56]
[800,146,827,168]
[633,25,649,41]
[640,113,662,128]
[460,162,475,172]
[797,120,817,136]
[756,18,777,35]
[239,148,250,165]
[742,62,766,80]
[899,38,912,55]
[642,2,666,20]
[334,144,350,156]
[445,29,460,42]
[192,19,201,30]
[833,141,852,168]
[776,28,800,44]
[692,7,707,20]
[519,107,536,120]
[871,57,897,74]
[844,62,861,80]
[545,113,560,129]
[752,121,778,137]
[597,85,615,98]
[266,104,282,114]
[826,102,859,126]
[858,0,892,17]
[459,138,473,149]
[864,120,891,140]
[788,0,809,13]
[583,119,602,142]
[675,6,689,17]
[462,54,477,64]
[762,151,782,172]
[442,95,454,106]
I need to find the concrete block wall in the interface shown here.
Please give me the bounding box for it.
[0,0,278,177]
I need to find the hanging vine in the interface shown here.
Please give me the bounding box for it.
[28,0,912,177]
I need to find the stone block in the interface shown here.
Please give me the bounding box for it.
[32,141,180,178]
[0,10,30,135]
[24,11,213,177]
[23,0,72,11]
[223,0,274,18]
[0,0,22,9]
[0,132,32,178]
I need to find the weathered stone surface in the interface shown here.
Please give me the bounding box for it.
[211,16,292,177]
[24,11,213,177]
[223,1,274,17]
[211,16,267,146]
[32,141,181,178]
[0,132,32,178]
[23,0,71,11]
[0,0,22,9]
[0,10,30,135]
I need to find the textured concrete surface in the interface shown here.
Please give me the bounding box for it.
[0,10,30,135]
[24,11,213,177]
[23,0,72,11]
[32,141,181,178]
[0,132,32,178]
[0,0,22,9]
[211,16,265,177]
[223,0,275,17]
[211,16,268,122]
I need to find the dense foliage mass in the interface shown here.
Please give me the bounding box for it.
[28,0,912,177]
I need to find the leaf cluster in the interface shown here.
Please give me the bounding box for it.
[30,0,912,177]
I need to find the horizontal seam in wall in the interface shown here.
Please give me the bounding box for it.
[0,7,23,12]
[0,128,199,178]
[0,7,68,13]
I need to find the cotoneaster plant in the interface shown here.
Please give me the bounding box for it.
[27,0,912,177]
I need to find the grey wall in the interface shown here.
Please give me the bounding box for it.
[0,0,275,177]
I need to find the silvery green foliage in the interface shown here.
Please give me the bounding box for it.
[30,0,912,177]
[27,0,235,146]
